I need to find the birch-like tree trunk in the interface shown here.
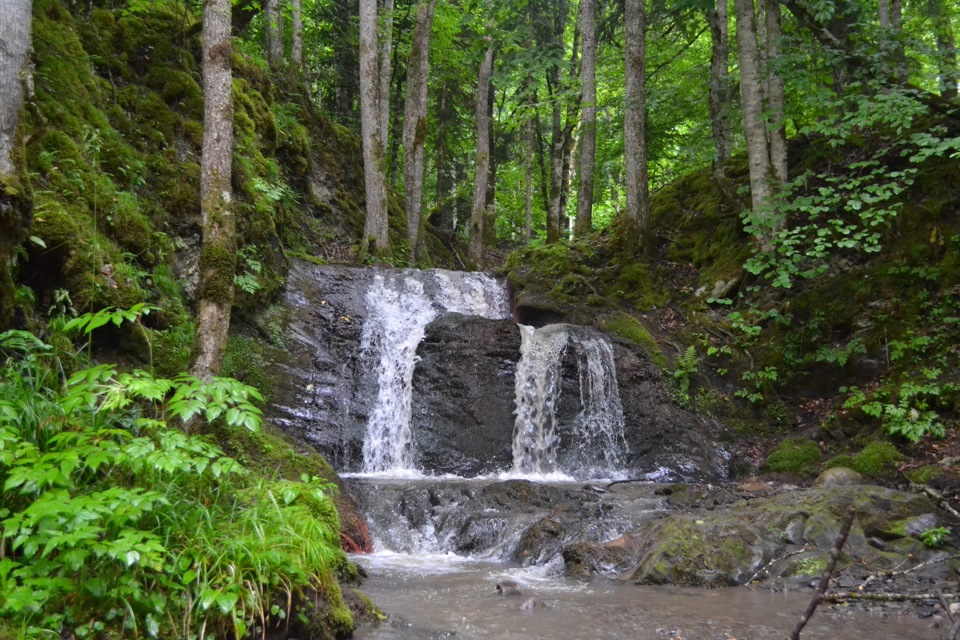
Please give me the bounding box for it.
[378,0,394,151]
[265,0,284,66]
[360,0,389,255]
[0,0,33,327]
[402,0,437,259]
[574,0,597,238]
[469,42,494,267]
[764,0,787,185]
[735,0,775,250]
[291,0,304,66]
[525,106,534,244]
[624,0,649,241]
[707,0,731,176]
[191,0,236,379]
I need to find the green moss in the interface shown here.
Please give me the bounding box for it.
[824,454,856,470]
[904,464,946,484]
[597,311,667,367]
[763,438,823,474]
[222,335,281,399]
[852,441,903,478]
[196,242,237,305]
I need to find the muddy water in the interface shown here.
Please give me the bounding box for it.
[352,553,933,640]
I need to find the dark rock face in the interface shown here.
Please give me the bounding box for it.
[411,314,521,475]
[262,260,731,480]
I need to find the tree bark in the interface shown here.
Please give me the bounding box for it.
[378,0,394,153]
[546,0,572,244]
[707,0,731,176]
[265,0,284,66]
[929,0,958,99]
[469,42,494,267]
[764,0,787,185]
[402,0,437,260]
[334,0,359,122]
[624,0,649,244]
[575,0,597,238]
[0,0,33,327]
[735,0,775,251]
[359,0,389,255]
[483,75,498,249]
[525,104,534,244]
[191,0,236,379]
[291,0,304,66]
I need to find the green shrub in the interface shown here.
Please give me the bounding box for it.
[0,328,347,638]
[764,438,823,474]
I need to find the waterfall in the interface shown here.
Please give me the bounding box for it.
[360,269,510,473]
[511,324,627,478]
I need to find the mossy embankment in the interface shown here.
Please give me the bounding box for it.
[503,108,960,480]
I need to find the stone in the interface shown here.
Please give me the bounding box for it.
[814,466,863,487]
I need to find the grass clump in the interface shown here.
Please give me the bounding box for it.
[764,438,823,474]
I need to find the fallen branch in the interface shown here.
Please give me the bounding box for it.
[824,592,958,604]
[746,548,810,584]
[860,554,960,589]
[791,506,856,640]
[944,617,960,640]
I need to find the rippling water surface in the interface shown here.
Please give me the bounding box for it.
[352,551,936,640]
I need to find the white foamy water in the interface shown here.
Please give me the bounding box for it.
[512,324,627,478]
[360,270,510,474]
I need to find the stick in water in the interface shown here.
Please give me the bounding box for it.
[790,505,857,640]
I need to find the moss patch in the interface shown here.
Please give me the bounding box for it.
[764,438,823,474]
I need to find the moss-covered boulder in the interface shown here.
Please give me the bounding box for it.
[563,485,954,588]
[763,438,823,474]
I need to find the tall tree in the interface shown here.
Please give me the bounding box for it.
[0,0,33,327]
[359,0,390,255]
[334,0,360,122]
[291,0,304,66]
[928,0,958,99]
[546,0,575,243]
[764,0,787,184]
[191,0,236,379]
[469,41,495,266]
[524,100,535,243]
[707,0,731,176]
[735,0,776,250]
[378,0,395,151]
[575,0,597,237]
[623,0,649,242]
[402,0,438,259]
[265,0,284,66]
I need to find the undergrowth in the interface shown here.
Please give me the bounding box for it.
[0,317,349,638]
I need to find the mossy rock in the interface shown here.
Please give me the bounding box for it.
[763,438,823,474]
[852,441,903,478]
[597,311,667,367]
[904,464,947,484]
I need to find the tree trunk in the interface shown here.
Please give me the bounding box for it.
[402,0,437,260]
[191,0,235,380]
[547,75,565,243]
[334,0,359,122]
[378,0,394,153]
[707,0,731,176]
[623,0,649,243]
[291,0,304,66]
[483,75,497,249]
[0,0,33,328]
[359,0,389,255]
[929,0,958,99]
[764,0,787,185]
[469,42,494,267]
[525,107,534,244]
[735,0,775,250]
[574,0,597,238]
[265,0,284,66]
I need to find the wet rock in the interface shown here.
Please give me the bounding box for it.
[496,581,523,596]
[520,597,548,611]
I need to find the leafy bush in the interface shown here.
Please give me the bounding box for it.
[0,330,346,638]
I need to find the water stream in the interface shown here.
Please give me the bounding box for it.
[343,271,933,639]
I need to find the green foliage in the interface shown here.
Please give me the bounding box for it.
[763,438,823,474]
[919,526,950,548]
[744,83,960,290]
[0,330,346,638]
[673,346,699,407]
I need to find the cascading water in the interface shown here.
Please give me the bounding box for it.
[359,269,510,474]
[511,324,627,478]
